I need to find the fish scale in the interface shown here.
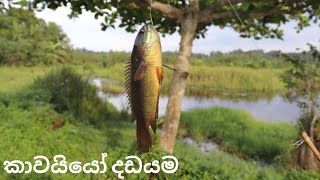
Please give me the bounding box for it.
[125,25,163,152]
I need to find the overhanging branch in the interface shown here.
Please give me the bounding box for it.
[135,0,183,21]
[199,7,291,23]
[199,0,242,23]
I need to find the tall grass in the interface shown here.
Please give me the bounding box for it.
[79,63,286,95]
[189,65,285,92]
[32,67,118,126]
[179,107,297,162]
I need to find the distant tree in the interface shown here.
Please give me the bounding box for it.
[210,51,224,57]
[267,50,282,58]
[0,8,71,65]
[282,43,320,171]
[27,0,320,153]
[229,49,243,54]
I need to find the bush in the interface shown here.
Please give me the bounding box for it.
[33,67,117,126]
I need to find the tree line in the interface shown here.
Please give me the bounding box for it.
[0,8,316,68]
[0,8,71,66]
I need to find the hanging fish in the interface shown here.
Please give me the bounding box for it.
[125,24,163,152]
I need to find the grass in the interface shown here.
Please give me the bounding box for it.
[0,104,108,179]
[174,142,320,180]
[0,66,51,92]
[33,67,118,126]
[0,60,287,96]
[188,65,285,92]
[179,107,298,163]
[0,102,317,179]
[0,67,318,179]
[72,62,286,95]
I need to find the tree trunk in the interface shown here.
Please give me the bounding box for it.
[298,112,320,171]
[159,10,198,154]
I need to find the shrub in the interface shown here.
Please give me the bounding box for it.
[33,67,117,126]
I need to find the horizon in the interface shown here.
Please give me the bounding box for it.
[73,47,311,55]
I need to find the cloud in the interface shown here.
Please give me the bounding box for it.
[35,7,319,53]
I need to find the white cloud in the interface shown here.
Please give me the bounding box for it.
[35,7,320,53]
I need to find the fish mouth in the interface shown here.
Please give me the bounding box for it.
[141,24,153,33]
[144,24,154,32]
[134,24,159,46]
[144,24,159,44]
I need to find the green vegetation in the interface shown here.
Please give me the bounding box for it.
[0,8,291,95]
[33,68,117,126]
[0,62,285,95]
[0,66,51,92]
[189,66,284,92]
[174,142,319,180]
[0,8,71,65]
[282,44,320,170]
[191,50,289,68]
[179,107,297,163]
[0,68,318,179]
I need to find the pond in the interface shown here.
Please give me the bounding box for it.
[90,78,302,123]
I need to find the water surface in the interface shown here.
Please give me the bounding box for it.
[91,78,301,123]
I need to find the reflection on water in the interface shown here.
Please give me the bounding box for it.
[91,78,301,123]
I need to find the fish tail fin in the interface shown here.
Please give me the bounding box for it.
[150,119,157,133]
[137,120,152,152]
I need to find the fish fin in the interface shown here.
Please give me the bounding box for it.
[134,61,148,81]
[137,120,152,152]
[151,67,162,133]
[156,66,163,84]
[150,118,157,134]
[151,90,160,133]
[150,122,157,134]
[124,60,136,122]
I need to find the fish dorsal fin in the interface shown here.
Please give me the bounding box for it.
[134,61,148,81]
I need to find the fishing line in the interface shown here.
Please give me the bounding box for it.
[149,0,154,25]
[147,0,176,72]
[226,0,306,132]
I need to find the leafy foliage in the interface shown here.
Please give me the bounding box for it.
[282,43,320,118]
[27,0,320,39]
[0,8,71,65]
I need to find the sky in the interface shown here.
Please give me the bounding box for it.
[34,7,320,54]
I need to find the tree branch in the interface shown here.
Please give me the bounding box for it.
[199,0,242,22]
[310,112,319,141]
[136,0,183,21]
[199,6,291,23]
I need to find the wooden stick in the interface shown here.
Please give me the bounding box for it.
[162,64,176,71]
[301,131,320,161]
